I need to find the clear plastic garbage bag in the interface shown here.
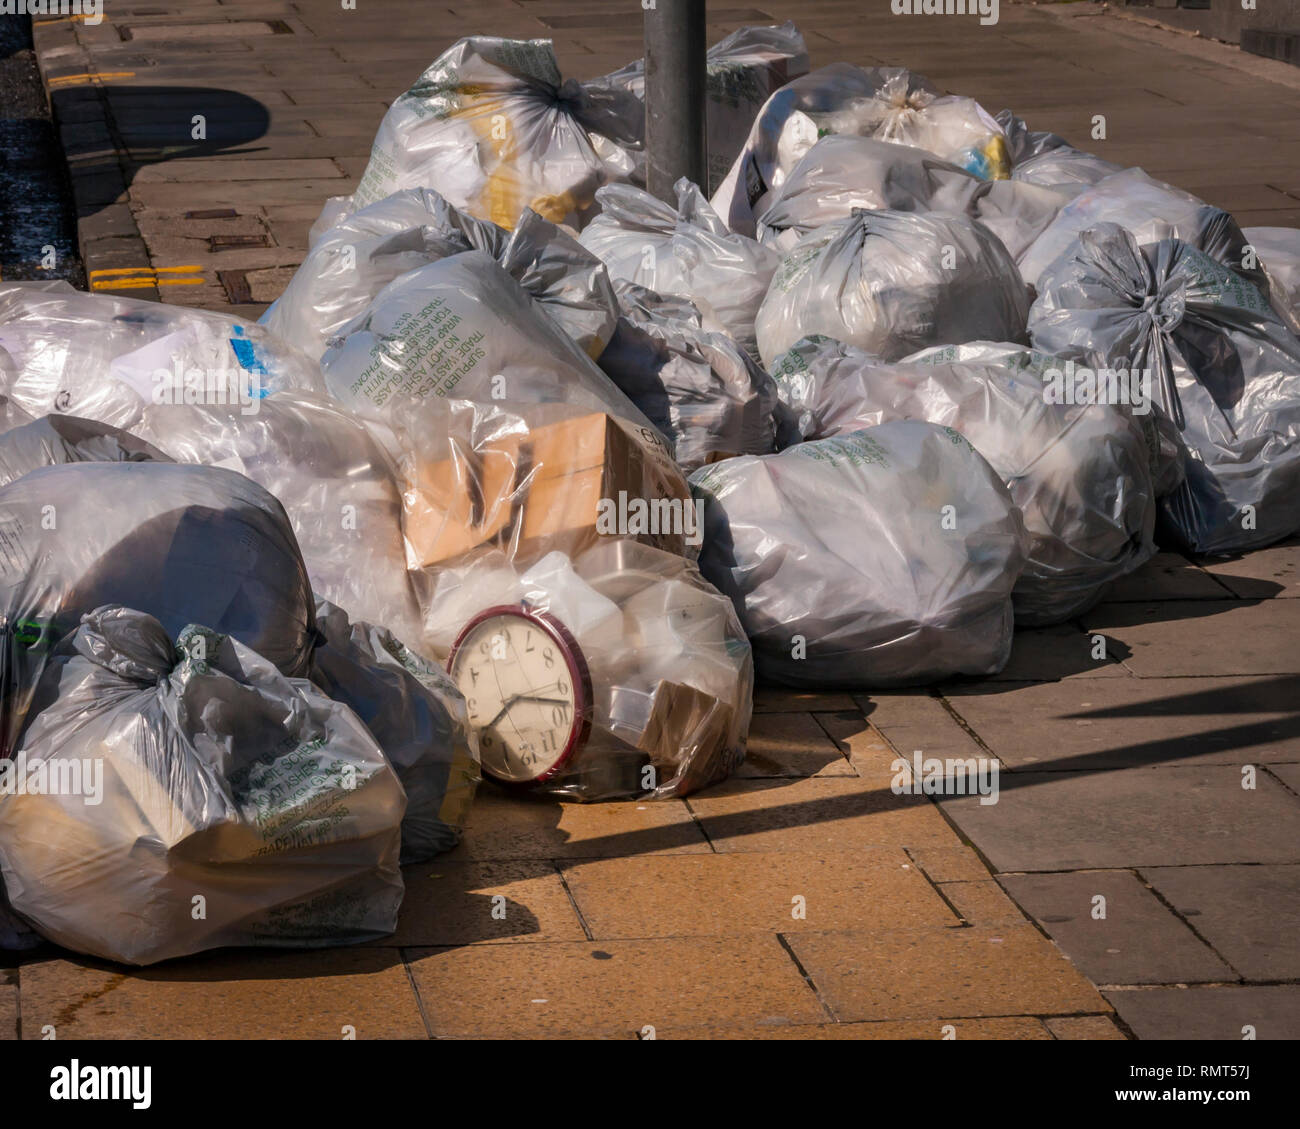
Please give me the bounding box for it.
[1018,169,1271,298]
[319,249,658,447]
[321,37,644,235]
[754,209,1030,370]
[770,336,1156,624]
[0,413,165,488]
[132,391,426,656]
[309,599,480,862]
[1244,226,1300,326]
[0,461,318,754]
[817,72,1010,180]
[596,281,790,471]
[589,21,810,194]
[690,419,1027,688]
[416,541,752,801]
[1029,223,1300,556]
[711,63,940,236]
[0,606,405,966]
[578,178,781,359]
[711,64,1009,237]
[266,188,619,364]
[754,134,1067,260]
[0,281,325,430]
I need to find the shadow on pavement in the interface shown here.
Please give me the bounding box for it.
[49,84,271,216]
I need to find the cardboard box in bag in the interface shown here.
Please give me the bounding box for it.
[403,436,521,568]
[511,413,690,563]
[404,412,690,568]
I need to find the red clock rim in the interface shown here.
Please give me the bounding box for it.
[447,603,593,787]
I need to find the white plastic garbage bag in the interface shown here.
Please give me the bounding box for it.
[711,63,940,236]
[266,188,620,364]
[0,606,405,965]
[596,281,789,471]
[591,22,810,193]
[754,209,1030,369]
[1018,169,1270,297]
[754,134,1067,260]
[418,542,752,801]
[690,419,1027,687]
[0,281,325,430]
[1244,226,1300,326]
[322,36,644,235]
[319,250,656,444]
[309,599,480,861]
[770,336,1157,624]
[578,178,780,359]
[133,391,426,661]
[0,461,318,753]
[817,71,1009,180]
[712,64,1009,237]
[1029,223,1300,556]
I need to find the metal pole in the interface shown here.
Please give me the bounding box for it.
[644,0,707,202]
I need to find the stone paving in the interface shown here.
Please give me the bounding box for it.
[3,0,1298,1039]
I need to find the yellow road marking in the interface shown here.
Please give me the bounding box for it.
[89,265,203,278]
[47,71,136,87]
[89,264,206,290]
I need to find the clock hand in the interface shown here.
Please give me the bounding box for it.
[483,694,520,730]
[512,696,571,707]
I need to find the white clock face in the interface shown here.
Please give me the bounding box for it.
[449,611,584,784]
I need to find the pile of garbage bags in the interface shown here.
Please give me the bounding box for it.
[3,20,1300,968]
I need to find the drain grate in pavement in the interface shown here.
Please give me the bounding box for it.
[208,234,271,250]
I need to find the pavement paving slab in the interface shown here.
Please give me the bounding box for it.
[1081,599,1300,678]
[1104,985,1300,1041]
[1198,539,1300,600]
[739,711,855,777]
[685,775,957,853]
[997,870,1234,986]
[1045,1015,1129,1040]
[18,950,429,1040]
[652,1016,1055,1039]
[943,675,1300,770]
[559,850,958,938]
[786,924,1109,1022]
[939,765,1300,871]
[406,936,830,1038]
[1139,864,1300,982]
[447,787,711,861]
[368,859,587,948]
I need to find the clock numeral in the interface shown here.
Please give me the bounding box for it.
[541,730,557,753]
[551,705,569,727]
[542,647,555,669]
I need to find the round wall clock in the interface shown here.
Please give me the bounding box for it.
[447,604,592,785]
